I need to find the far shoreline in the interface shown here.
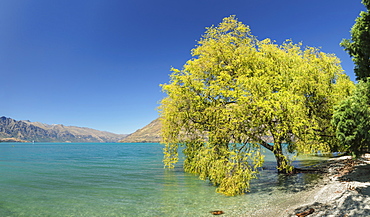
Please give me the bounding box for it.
[0,138,30,143]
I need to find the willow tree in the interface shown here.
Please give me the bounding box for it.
[159,16,354,196]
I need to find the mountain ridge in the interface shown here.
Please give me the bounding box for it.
[119,118,161,143]
[0,116,128,143]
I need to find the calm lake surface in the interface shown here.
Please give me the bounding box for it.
[0,143,326,216]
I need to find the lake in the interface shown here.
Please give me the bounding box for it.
[0,143,325,216]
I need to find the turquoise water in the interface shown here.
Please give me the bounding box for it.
[0,143,325,216]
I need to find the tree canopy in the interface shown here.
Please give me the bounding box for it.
[340,0,370,81]
[159,16,354,196]
[332,80,370,157]
[333,0,370,157]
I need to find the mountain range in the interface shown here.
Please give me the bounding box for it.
[0,116,128,143]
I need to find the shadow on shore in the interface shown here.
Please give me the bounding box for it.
[340,163,370,196]
[292,161,370,216]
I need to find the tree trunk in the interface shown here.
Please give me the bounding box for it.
[273,144,292,174]
[257,139,293,174]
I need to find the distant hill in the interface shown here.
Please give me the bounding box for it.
[119,117,273,144]
[0,116,128,143]
[119,118,161,143]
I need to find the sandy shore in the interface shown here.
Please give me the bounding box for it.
[281,155,370,217]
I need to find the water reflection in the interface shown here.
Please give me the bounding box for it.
[249,155,327,195]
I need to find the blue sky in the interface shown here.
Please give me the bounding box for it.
[0,0,365,134]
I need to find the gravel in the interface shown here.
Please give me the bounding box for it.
[284,156,370,217]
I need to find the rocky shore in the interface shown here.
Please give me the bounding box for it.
[284,155,370,217]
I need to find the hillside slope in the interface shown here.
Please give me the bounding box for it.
[119,118,161,143]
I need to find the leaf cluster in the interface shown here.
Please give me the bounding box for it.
[333,80,370,157]
[340,0,370,81]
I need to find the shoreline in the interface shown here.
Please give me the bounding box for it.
[281,155,370,217]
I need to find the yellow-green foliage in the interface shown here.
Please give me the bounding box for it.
[159,16,354,196]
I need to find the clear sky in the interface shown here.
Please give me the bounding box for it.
[0,0,365,134]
